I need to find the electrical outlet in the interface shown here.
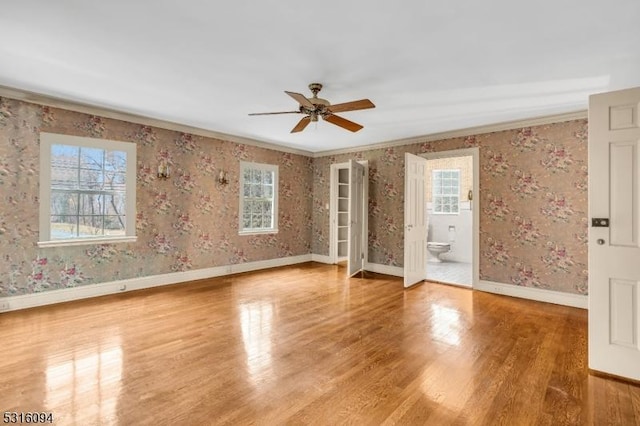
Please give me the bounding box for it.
[0,301,10,311]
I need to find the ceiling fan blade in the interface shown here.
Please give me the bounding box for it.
[248,111,300,116]
[291,116,311,133]
[285,91,315,109]
[326,99,375,113]
[323,114,363,132]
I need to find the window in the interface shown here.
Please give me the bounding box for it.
[432,169,460,214]
[239,161,278,234]
[38,133,137,247]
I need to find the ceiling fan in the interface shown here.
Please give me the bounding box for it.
[249,83,375,133]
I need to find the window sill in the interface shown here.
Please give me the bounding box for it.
[37,236,138,248]
[238,229,279,236]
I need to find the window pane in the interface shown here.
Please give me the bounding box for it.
[243,200,253,216]
[79,168,104,190]
[51,215,78,239]
[105,150,126,172]
[252,213,263,228]
[263,184,273,198]
[51,191,77,216]
[52,144,79,161]
[51,166,78,190]
[243,214,251,229]
[105,193,126,215]
[451,196,459,212]
[243,183,251,197]
[263,171,273,184]
[78,215,103,237]
[243,168,251,182]
[79,193,104,216]
[80,147,104,170]
[252,170,262,183]
[105,172,126,191]
[443,205,451,213]
[262,214,272,228]
[263,201,272,216]
[251,184,263,198]
[104,216,125,235]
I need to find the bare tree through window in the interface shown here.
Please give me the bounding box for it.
[50,144,127,239]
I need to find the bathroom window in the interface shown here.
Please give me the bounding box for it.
[432,169,460,214]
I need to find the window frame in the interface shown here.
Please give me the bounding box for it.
[431,168,460,215]
[238,161,278,235]
[38,132,137,247]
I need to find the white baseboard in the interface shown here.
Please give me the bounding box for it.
[0,254,312,313]
[365,262,404,277]
[477,280,588,309]
[1,258,588,313]
[311,254,333,264]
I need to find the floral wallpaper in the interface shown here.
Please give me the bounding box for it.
[0,94,588,298]
[0,97,313,297]
[312,121,589,295]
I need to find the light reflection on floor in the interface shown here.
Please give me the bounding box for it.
[430,303,462,347]
[45,337,122,425]
[239,301,274,387]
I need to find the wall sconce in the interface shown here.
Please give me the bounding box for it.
[217,169,229,185]
[157,161,170,180]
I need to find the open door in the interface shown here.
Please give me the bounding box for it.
[589,86,640,381]
[348,160,365,277]
[404,153,427,287]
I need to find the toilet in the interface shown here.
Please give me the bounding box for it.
[427,242,451,262]
[425,221,454,262]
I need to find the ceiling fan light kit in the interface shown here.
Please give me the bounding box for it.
[249,83,375,133]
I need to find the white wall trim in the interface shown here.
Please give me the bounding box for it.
[1,85,586,159]
[313,110,588,158]
[0,85,313,157]
[311,254,333,264]
[477,280,588,309]
[0,254,312,313]
[421,147,480,289]
[365,262,404,277]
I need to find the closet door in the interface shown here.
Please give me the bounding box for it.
[348,160,365,277]
[337,168,349,261]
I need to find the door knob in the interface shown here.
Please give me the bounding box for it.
[597,239,605,245]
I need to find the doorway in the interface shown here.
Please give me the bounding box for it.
[329,161,368,275]
[421,148,479,288]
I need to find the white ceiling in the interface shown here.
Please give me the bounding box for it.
[1,1,639,153]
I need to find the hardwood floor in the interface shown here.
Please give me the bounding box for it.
[1,262,639,425]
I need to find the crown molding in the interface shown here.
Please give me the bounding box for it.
[312,110,588,158]
[0,85,314,157]
[1,85,588,160]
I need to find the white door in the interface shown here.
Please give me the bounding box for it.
[404,153,427,287]
[348,160,365,277]
[589,86,640,381]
